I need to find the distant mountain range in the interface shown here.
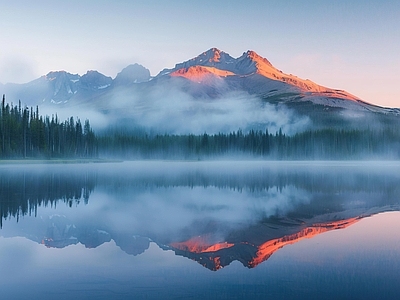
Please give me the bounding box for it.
[1,48,399,130]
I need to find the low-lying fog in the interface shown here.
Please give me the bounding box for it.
[41,83,310,135]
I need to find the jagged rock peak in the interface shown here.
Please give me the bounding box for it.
[195,48,226,63]
[80,70,112,89]
[83,70,104,76]
[114,63,151,85]
[245,50,273,67]
[185,48,235,67]
[157,48,236,76]
[81,70,111,80]
[45,70,77,80]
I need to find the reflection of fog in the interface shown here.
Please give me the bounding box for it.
[1,161,400,254]
[91,185,310,242]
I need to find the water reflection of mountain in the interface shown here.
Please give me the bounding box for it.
[163,212,385,271]
[1,162,400,270]
[38,215,150,255]
[40,215,152,255]
[6,205,398,272]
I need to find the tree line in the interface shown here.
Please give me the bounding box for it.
[0,95,97,158]
[98,127,400,160]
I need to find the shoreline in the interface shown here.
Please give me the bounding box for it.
[0,159,122,164]
[1,159,399,167]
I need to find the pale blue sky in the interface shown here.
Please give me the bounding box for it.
[0,0,399,107]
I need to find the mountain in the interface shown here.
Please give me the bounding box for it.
[114,63,151,86]
[156,48,399,114]
[1,48,399,131]
[160,47,332,91]
[1,70,114,106]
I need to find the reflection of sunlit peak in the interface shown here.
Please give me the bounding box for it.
[249,217,363,268]
[213,256,222,270]
[169,235,234,253]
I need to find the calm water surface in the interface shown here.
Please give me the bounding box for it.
[1,161,400,300]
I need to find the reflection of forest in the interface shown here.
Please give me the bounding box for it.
[2,164,400,227]
[0,169,96,228]
[1,163,400,271]
[95,164,400,194]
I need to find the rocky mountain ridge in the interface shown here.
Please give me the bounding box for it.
[1,48,399,118]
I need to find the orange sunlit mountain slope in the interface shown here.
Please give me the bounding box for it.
[167,216,365,271]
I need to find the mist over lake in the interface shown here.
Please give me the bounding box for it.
[1,161,399,299]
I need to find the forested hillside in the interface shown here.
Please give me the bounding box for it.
[0,95,97,158]
[98,127,400,160]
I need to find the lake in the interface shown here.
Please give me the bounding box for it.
[1,161,400,300]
